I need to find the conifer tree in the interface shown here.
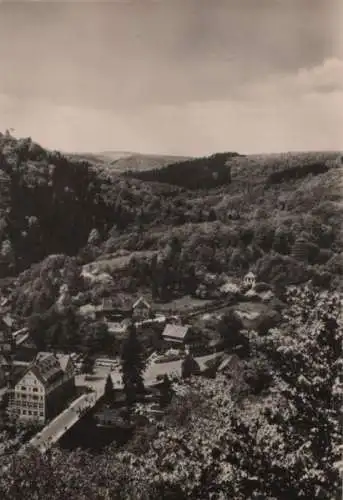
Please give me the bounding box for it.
[104,374,115,407]
[159,374,173,408]
[82,354,94,375]
[120,322,146,406]
[181,353,200,380]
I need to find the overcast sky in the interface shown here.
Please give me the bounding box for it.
[0,0,342,156]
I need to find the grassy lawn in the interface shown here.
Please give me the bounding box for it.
[153,295,213,313]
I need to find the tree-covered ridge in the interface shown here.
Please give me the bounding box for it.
[1,286,341,499]
[125,152,240,189]
[0,133,115,274]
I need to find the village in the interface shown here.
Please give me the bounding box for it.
[0,270,281,453]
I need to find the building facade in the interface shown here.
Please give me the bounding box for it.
[132,297,152,321]
[162,324,192,345]
[8,352,75,425]
[243,272,256,289]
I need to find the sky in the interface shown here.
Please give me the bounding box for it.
[0,0,342,156]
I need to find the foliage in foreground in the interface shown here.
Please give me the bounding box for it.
[0,286,341,499]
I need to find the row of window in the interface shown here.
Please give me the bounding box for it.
[11,401,44,409]
[19,386,42,393]
[15,394,44,401]
[20,409,44,417]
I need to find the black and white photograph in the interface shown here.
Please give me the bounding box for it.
[0,0,342,498]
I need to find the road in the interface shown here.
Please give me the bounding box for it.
[23,391,99,453]
[77,351,223,390]
[24,352,223,452]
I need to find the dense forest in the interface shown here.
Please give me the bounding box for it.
[125,152,240,189]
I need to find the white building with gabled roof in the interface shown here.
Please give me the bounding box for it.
[243,271,256,288]
[8,352,75,425]
[132,296,152,320]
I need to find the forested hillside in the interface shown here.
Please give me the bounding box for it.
[0,132,341,305]
[0,132,342,498]
[126,152,240,189]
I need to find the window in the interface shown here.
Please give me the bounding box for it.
[33,411,38,416]
[22,410,27,415]
[39,412,44,417]
[20,386,26,391]
[33,388,38,392]
[33,395,39,400]
[28,411,32,415]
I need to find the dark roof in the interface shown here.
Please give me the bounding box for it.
[27,352,64,387]
[56,353,73,372]
[2,315,14,328]
[9,365,29,386]
[162,324,191,340]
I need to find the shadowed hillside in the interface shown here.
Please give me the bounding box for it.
[126,152,241,189]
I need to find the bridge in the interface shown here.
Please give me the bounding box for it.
[20,373,107,454]
[20,352,223,453]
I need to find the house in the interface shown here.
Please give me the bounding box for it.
[162,324,193,345]
[8,352,75,425]
[14,331,38,363]
[219,281,240,295]
[132,297,152,321]
[243,272,256,289]
[0,318,16,386]
[78,304,97,320]
[107,319,130,336]
[95,299,132,322]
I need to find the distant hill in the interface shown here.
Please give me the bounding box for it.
[68,151,190,173]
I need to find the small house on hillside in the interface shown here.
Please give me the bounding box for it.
[96,298,132,321]
[78,304,97,320]
[219,281,240,295]
[132,297,152,321]
[162,324,193,345]
[243,272,256,289]
[107,319,130,336]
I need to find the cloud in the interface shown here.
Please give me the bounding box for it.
[1,86,342,157]
[243,58,343,102]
